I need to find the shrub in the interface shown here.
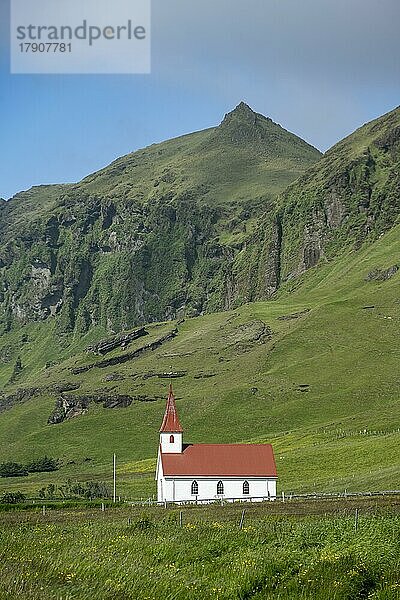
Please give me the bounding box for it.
[39,480,112,500]
[0,456,60,478]
[1,491,26,504]
[25,456,60,473]
[133,514,154,531]
[0,462,28,478]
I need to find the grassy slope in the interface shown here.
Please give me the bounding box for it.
[78,104,321,208]
[0,221,399,498]
[1,105,321,248]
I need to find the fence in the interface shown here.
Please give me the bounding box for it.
[128,489,400,508]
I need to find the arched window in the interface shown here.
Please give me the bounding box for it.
[217,480,224,495]
[243,480,249,495]
[170,434,174,443]
[191,480,198,495]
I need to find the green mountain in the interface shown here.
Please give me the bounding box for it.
[0,102,320,341]
[0,104,399,499]
[278,105,400,279]
[234,105,400,300]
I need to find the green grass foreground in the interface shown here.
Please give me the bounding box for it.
[0,501,399,599]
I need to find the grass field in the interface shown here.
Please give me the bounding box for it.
[0,499,399,600]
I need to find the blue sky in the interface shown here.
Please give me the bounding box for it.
[1,0,399,200]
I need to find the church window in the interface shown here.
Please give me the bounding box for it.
[170,434,174,443]
[191,480,198,495]
[217,480,224,495]
[243,481,249,495]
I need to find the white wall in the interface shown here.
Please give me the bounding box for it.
[158,476,277,502]
[160,432,182,454]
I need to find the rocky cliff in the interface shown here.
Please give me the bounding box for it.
[277,106,400,282]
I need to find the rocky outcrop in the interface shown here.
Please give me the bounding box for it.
[48,395,91,423]
[225,320,273,351]
[262,218,282,298]
[0,382,81,413]
[71,329,178,374]
[365,265,398,282]
[48,392,162,424]
[277,309,311,321]
[193,372,217,379]
[103,373,126,382]
[9,260,63,322]
[324,192,347,230]
[301,225,324,271]
[0,387,40,412]
[86,327,148,355]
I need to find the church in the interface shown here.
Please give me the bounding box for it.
[156,385,277,503]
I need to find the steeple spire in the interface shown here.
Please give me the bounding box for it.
[159,384,183,433]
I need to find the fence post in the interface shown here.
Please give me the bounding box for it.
[179,511,183,527]
[354,508,359,532]
[101,502,105,512]
[282,491,285,503]
[42,505,46,516]
[113,453,116,503]
[239,509,246,530]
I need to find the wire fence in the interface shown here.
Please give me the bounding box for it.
[128,489,400,508]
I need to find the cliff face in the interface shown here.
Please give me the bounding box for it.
[276,106,400,283]
[0,104,321,337]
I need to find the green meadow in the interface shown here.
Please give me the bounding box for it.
[0,501,399,600]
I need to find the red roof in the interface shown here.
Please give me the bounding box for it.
[161,444,277,477]
[159,385,183,433]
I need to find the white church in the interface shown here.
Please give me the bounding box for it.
[156,385,277,503]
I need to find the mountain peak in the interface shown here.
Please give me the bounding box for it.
[232,101,256,116]
[221,102,260,127]
[212,102,281,148]
[208,102,321,159]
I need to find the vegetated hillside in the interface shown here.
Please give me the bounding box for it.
[278,105,400,281]
[0,219,399,497]
[0,105,399,499]
[234,105,400,300]
[0,102,320,345]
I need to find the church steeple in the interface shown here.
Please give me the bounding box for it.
[159,385,183,453]
[160,384,183,433]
